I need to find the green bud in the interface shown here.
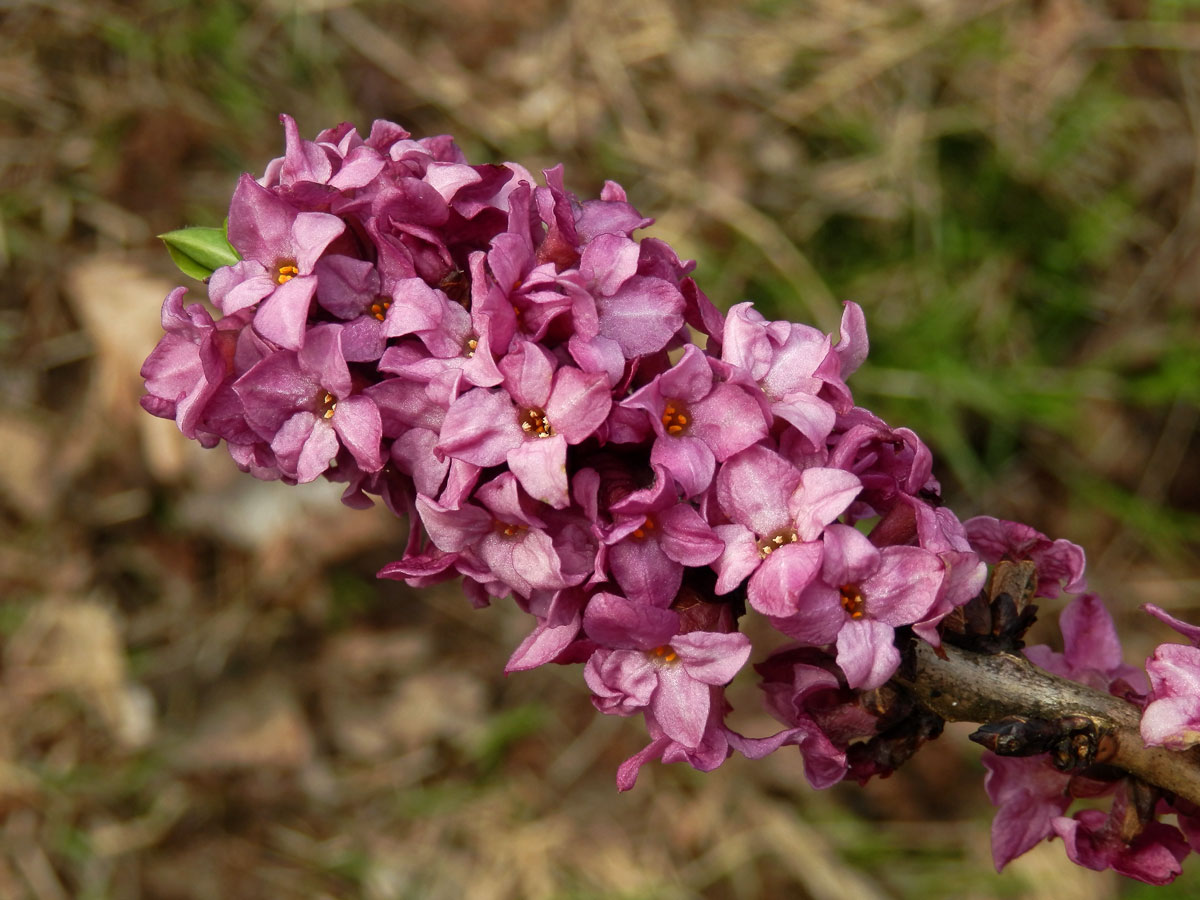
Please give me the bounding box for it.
[159,225,241,281]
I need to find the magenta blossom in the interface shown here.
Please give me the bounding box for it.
[963,516,1087,599]
[1052,787,1189,884]
[827,409,936,518]
[435,341,611,508]
[262,114,386,200]
[1023,593,1147,695]
[599,464,725,607]
[1141,642,1200,750]
[903,497,988,643]
[143,116,1200,886]
[1139,604,1200,749]
[574,232,686,359]
[505,588,588,673]
[233,323,383,482]
[773,524,945,690]
[209,174,345,350]
[719,301,855,450]
[983,754,1079,870]
[621,344,771,497]
[615,685,845,792]
[582,592,751,749]
[139,288,240,443]
[711,444,862,617]
[378,276,504,389]
[414,472,591,599]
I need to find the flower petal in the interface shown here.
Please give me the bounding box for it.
[437,388,522,466]
[747,540,824,618]
[583,592,679,650]
[835,617,899,690]
[651,664,711,748]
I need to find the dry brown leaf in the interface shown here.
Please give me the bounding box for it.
[177,475,399,581]
[382,670,487,751]
[64,255,178,426]
[176,676,313,771]
[3,598,153,748]
[0,418,55,519]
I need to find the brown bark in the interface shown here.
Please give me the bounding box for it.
[896,641,1200,806]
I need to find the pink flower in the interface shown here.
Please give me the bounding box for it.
[711,444,862,617]
[601,464,725,607]
[983,753,1077,870]
[963,516,1087,599]
[1052,787,1189,884]
[209,174,345,350]
[827,409,936,517]
[233,323,383,482]
[1141,643,1200,750]
[621,344,771,497]
[575,233,686,359]
[140,288,240,443]
[435,341,611,508]
[1140,604,1200,750]
[720,301,855,450]
[582,592,751,748]
[263,114,386,198]
[614,686,840,792]
[772,524,944,689]
[414,472,591,599]
[505,588,589,673]
[1023,594,1146,695]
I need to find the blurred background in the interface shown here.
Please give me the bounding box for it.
[2,0,1200,897]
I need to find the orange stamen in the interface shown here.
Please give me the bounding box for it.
[840,584,865,619]
[519,407,553,439]
[756,527,798,559]
[276,261,300,284]
[660,399,692,437]
[649,645,679,664]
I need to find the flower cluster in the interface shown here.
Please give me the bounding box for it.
[142,116,1200,885]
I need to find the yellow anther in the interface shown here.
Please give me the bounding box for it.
[320,391,337,419]
[840,584,865,620]
[631,517,656,541]
[276,262,300,285]
[660,399,692,437]
[756,527,798,559]
[649,645,679,664]
[519,407,553,439]
[369,299,391,322]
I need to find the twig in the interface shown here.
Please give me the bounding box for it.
[896,641,1200,806]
